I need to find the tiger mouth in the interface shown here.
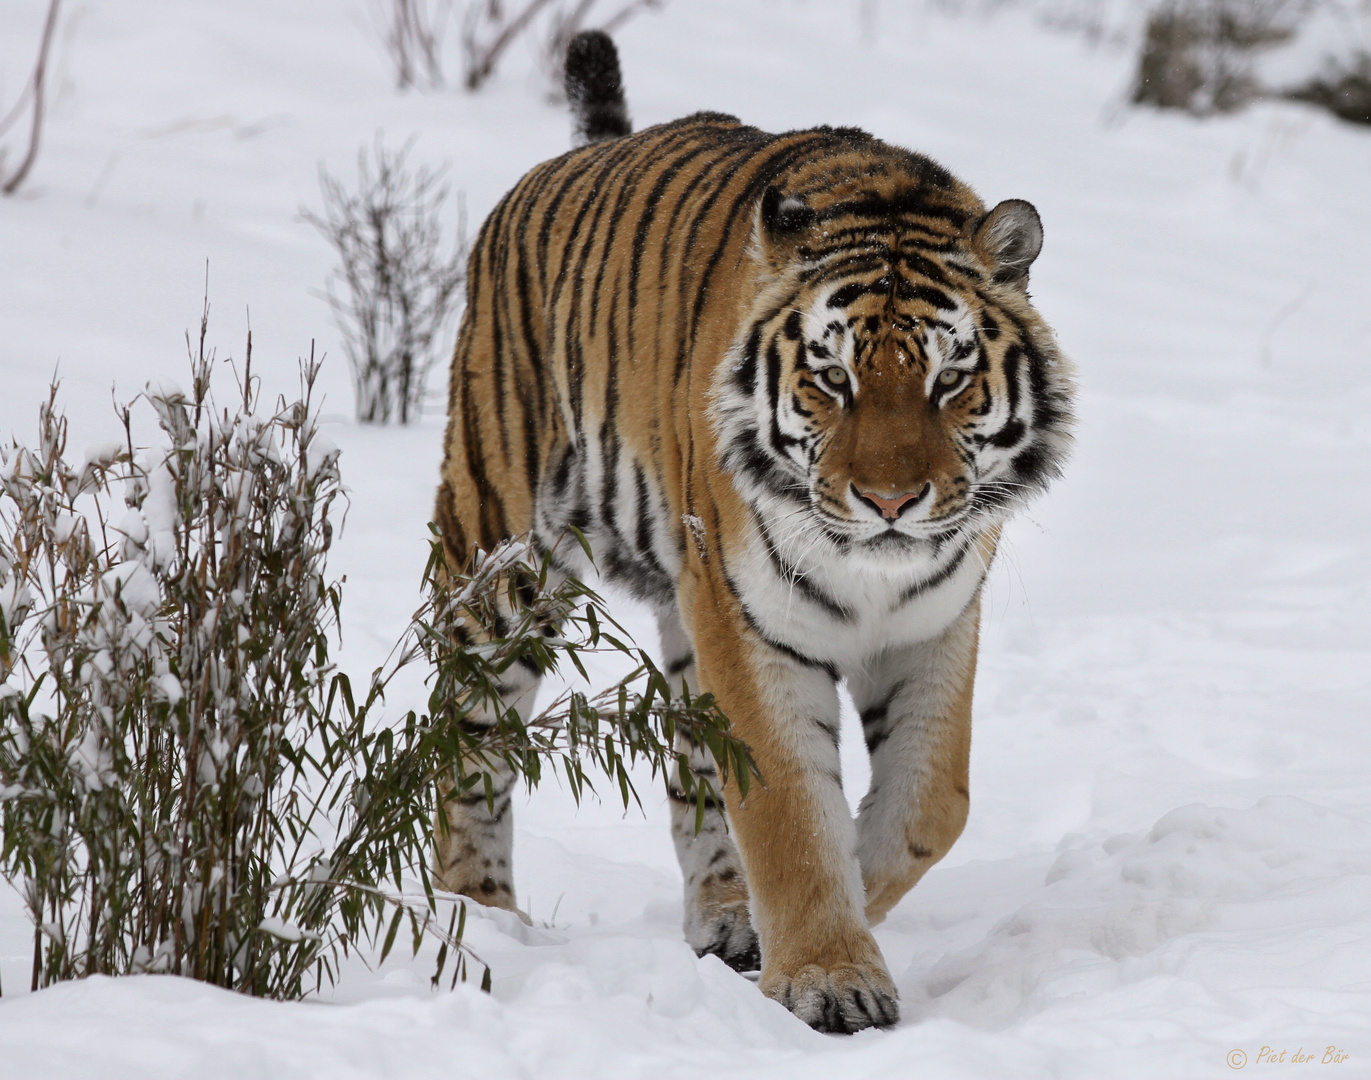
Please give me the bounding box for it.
[810,506,954,548]
[806,492,1006,549]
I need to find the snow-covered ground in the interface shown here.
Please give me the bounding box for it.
[2,1,1369,1076]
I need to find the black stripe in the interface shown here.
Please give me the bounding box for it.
[817,192,969,226]
[797,251,890,283]
[721,428,808,503]
[458,362,507,551]
[896,249,956,287]
[987,417,1026,449]
[535,156,600,276]
[626,137,735,360]
[756,515,854,621]
[859,681,902,754]
[672,147,765,383]
[1012,443,1051,486]
[589,130,695,328]
[890,540,973,608]
[826,277,889,309]
[720,563,838,680]
[896,279,956,310]
[735,325,761,395]
[815,717,840,749]
[667,787,725,809]
[631,464,661,570]
[765,338,802,458]
[681,134,834,382]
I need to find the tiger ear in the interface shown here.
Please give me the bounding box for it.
[759,186,815,238]
[972,199,1043,288]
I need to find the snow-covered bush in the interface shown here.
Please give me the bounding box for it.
[1285,51,1371,120]
[0,312,748,999]
[1267,1,1371,123]
[1126,0,1371,122]
[0,313,348,994]
[305,138,468,425]
[1132,0,1303,113]
[938,0,1370,126]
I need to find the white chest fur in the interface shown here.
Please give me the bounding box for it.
[727,505,988,675]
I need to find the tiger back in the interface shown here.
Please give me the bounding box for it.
[434,31,1074,1034]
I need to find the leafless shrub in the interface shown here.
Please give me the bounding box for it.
[375,0,452,90]
[0,0,61,196]
[303,138,468,425]
[1133,0,1305,113]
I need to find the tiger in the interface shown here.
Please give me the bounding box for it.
[431,29,1075,1033]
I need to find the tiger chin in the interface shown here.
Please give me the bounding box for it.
[431,29,1075,1033]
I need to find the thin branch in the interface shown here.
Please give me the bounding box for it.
[2,0,62,197]
[0,79,35,141]
[463,0,557,90]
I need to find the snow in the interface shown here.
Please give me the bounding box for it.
[2,0,1370,1076]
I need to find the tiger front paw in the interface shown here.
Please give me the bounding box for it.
[686,898,761,972]
[761,962,899,1033]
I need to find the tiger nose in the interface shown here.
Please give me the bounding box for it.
[853,482,931,521]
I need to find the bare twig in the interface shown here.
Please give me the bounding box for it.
[1,0,62,196]
[461,0,557,89]
[378,0,451,90]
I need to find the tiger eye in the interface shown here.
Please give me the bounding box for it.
[938,369,962,387]
[823,366,848,386]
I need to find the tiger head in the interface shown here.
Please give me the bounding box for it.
[713,157,1074,564]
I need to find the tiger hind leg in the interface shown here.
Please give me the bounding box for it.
[658,608,760,971]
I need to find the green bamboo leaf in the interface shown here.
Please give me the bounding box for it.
[379,904,405,965]
[566,524,594,565]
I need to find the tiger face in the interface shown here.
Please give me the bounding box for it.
[715,187,1070,569]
